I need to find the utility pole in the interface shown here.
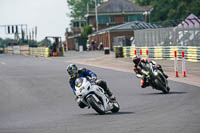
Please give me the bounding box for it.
[0,24,28,39]
[95,0,98,31]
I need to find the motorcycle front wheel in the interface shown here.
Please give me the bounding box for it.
[87,95,105,115]
[154,79,169,94]
[111,101,120,113]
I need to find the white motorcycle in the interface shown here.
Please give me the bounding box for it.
[75,77,120,115]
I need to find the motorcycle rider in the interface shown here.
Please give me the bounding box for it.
[132,56,168,88]
[66,64,116,108]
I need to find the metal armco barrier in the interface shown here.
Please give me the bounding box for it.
[130,46,136,58]
[187,46,200,62]
[119,46,200,62]
[154,46,163,59]
[123,46,130,58]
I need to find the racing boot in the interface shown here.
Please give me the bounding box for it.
[158,68,168,79]
[105,88,116,101]
[76,97,87,108]
[140,79,149,88]
[163,72,168,79]
[96,80,116,100]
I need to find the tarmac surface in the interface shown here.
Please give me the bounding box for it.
[66,51,200,87]
[0,52,200,133]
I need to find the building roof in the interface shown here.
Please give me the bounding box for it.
[90,21,160,36]
[177,13,200,28]
[71,19,86,22]
[87,0,152,16]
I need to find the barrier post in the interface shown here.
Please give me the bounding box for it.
[182,51,186,77]
[140,49,142,58]
[174,51,179,77]
[146,49,149,59]
[134,49,137,58]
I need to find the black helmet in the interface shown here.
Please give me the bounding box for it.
[66,64,78,78]
[132,56,141,65]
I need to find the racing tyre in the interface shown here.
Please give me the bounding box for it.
[111,101,120,113]
[155,79,169,94]
[87,95,105,115]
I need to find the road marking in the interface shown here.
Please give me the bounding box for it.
[0,61,6,65]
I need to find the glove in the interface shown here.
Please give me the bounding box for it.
[91,76,97,82]
[133,67,138,72]
[136,74,142,78]
[153,64,160,69]
[75,96,81,103]
[151,60,157,65]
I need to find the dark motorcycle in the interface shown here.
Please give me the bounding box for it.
[140,63,170,94]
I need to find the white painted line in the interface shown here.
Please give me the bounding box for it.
[0,61,6,65]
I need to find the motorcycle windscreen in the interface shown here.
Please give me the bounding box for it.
[75,78,84,87]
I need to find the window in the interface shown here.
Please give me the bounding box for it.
[88,17,92,25]
[110,16,115,23]
[81,22,85,27]
[73,22,79,27]
[124,14,143,22]
[98,16,115,24]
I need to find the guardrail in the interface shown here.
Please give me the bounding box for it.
[114,46,200,62]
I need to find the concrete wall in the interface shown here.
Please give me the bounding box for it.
[67,38,76,50]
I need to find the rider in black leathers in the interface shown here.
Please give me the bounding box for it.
[132,57,168,88]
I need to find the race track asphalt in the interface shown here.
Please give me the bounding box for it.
[0,54,200,133]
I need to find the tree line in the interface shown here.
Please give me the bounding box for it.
[0,37,52,48]
[67,0,200,22]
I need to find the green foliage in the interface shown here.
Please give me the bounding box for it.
[82,26,92,37]
[134,0,151,5]
[67,0,94,18]
[67,0,200,24]
[134,0,200,22]
[37,39,51,47]
[66,0,104,19]
[0,38,15,48]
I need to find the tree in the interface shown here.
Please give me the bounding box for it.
[37,39,51,47]
[67,0,200,25]
[82,26,93,37]
[134,0,200,23]
[134,0,151,6]
[67,0,94,19]
[0,38,15,47]
[66,0,104,19]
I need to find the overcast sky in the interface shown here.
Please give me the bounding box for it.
[0,0,71,41]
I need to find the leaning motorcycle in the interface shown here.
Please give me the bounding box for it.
[75,77,120,115]
[138,63,170,94]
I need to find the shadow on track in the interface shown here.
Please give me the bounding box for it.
[141,91,187,95]
[80,111,134,116]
